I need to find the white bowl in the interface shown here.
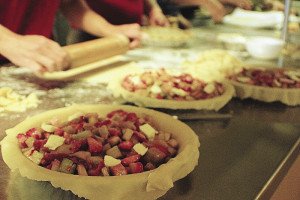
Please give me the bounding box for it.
[245,37,284,60]
[217,33,246,51]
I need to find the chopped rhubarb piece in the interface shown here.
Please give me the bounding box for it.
[103,143,111,152]
[122,128,134,141]
[50,159,61,171]
[77,164,88,176]
[168,138,179,148]
[144,147,167,164]
[108,136,121,146]
[95,119,111,128]
[33,139,47,151]
[59,158,76,174]
[121,121,136,130]
[17,134,29,149]
[118,141,134,151]
[71,151,91,160]
[144,162,155,171]
[71,130,92,140]
[110,164,128,176]
[26,150,44,164]
[126,112,138,122]
[98,126,109,139]
[167,147,177,157]
[62,125,76,135]
[68,112,84,122]
[41,153,68,166]
[107,110,127,118]
[101,167,110,176]
[130,135,140,144]
[71,123,84,132]
[88,161,105,176]
[25,128,36,137]
[133,131,147,142]
[108,128,121,136]
[129,162,144,174]
[121,154,141,166]
[87,137,103,154]
[53,144,73,154]
[88,156,103,165]
[54,128,64,136]
[86,113,98,124]
[106,146,122,158]
[94,135,105,144]
[43,132,51,139]
[25,128,41,138]
[25,137,34,148]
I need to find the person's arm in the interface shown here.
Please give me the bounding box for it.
[0,25,69,72]
[173,0,226,22]
[218,0,253,10]
[60,0,141,48]
[144,0,169,26]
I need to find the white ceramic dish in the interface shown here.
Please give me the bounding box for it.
[217,33,246,51]
[245,37,284,60]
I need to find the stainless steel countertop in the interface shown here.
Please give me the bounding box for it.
[0,24,299,200]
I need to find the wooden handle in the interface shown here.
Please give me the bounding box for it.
[63,35,130,68]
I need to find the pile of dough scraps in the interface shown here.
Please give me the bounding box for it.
[0,87,40,112]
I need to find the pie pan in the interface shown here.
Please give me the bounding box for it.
[1,104,200,200]
[229,80,300,106]
[228,67,300,106]
[108,74,235,111]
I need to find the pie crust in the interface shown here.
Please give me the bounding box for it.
[1,104,199,200]
[142,27,192,47]
[230,80,300,106]
[108,75,235,111]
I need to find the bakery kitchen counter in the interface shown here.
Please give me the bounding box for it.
[0,24,300,200]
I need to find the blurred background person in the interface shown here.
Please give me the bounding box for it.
[158,0,253,23]
[67,0,169,45]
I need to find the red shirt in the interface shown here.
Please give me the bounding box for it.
[0,0,61,38]
[86,0,144,25]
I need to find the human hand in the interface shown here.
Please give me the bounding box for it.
[148,7,170,27]
[269,0,284,11]
[203,0,227,23]
[113,23,142,49]
[0,34,70,72]
[220,0,253,10]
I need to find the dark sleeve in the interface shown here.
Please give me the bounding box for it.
[157,0,180,16]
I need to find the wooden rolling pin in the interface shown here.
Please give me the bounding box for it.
[63,35,130,68]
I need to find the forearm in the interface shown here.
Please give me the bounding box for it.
[0,25,17,47]
[171,0,206,6]
[0,25,20,56]
[61,0,115,37]
[144,0,160,13]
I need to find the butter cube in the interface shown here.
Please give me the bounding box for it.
[104,155,121,167]
[44,135,65,150]
[133,143,148,156]
[139,123,157,139]
[41,123,56,133]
